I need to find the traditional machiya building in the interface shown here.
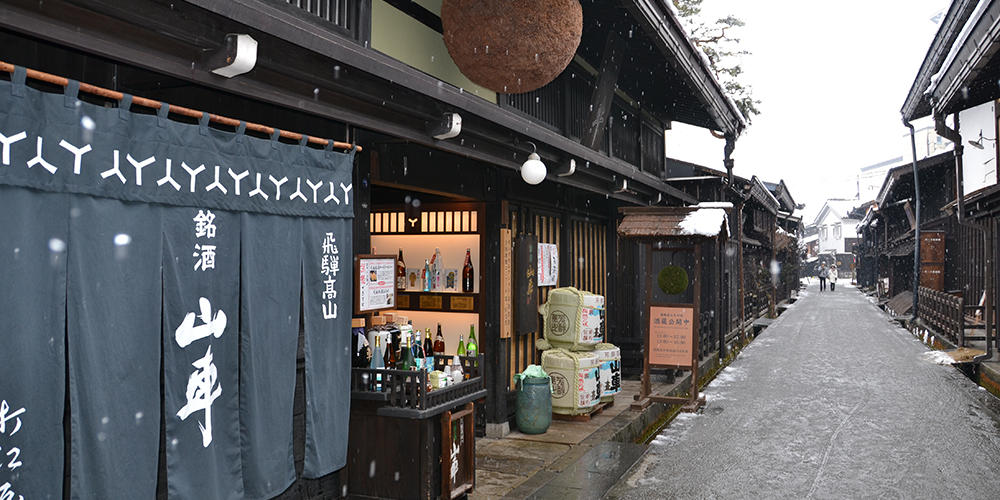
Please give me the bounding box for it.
[855,153,956,301]
[894,0,1000,358]
[0,1,745,498]
[661,160,801,365]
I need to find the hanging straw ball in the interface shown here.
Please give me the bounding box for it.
[441,0,583,94]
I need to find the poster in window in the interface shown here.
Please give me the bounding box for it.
[356,256,396,313]
[537,243,559,287]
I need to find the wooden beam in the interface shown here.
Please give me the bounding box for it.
[582,27,626,150]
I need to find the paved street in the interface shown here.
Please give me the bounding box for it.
[607,283,1000,499]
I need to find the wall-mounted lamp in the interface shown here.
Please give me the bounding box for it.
[968,130,996,150]
[428,112,462,140]
[520,141,547,185]
[209,34,258,78]
[556,158,576,177]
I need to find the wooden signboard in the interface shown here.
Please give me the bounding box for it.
[355,254,397,314]
[441,403,476,499]
[514,233,538,335]
[500,229,513,339]
[648,306,695,367]
[634,245,705,412]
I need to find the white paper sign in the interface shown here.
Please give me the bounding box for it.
[537,243,559,287]
[358,257,395,312]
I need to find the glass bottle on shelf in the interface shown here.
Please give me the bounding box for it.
[411,323,424,371]
[384,313,402,361]
[400,317,415,368]
[423,259,431,292]
[398,331,415,371]
[396,249,406,291]
[366,315,385,362]
[451,354,464,381]
[370,336,385,391]
[457,334,466,356]
[466,324,478,357]
[434,324,446,354]
[427,323,444,354]
[462,248,474,293]
[423,327,435,372]
[432,248,443,290]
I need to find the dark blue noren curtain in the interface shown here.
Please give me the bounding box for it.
[67,196,162,500]
[239,214,301,499]
[302,217,353,478]
[0,70,355,498]
[163,207,242,499]
[0,186,68,500]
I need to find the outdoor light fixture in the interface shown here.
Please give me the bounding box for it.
[520,142,547,185]
[968,130,996,150]
[556,158,576,177]
[428,112,462,140]
[209,34,258,78]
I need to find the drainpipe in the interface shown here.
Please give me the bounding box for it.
[933,113,993,361]
[723,135,737,352]
[724,134,736,186]
[904,119,922,320]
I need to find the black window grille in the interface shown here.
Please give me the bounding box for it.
[506,80,564,133]
[566,70,593,141]
[640,119,664,177]
[609,99,639,166]
[285,0,351,29]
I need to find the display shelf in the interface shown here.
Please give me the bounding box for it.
[395,291,479,312]
[350,355,485,419]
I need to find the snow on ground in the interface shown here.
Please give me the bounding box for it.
[920,350,955,365]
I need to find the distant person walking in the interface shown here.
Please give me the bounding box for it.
[829,265,839,291]
[818,264,828,292]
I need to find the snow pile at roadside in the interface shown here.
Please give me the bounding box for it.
[678,208,729,237]
[921,350,955,365]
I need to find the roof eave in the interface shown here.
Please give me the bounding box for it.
[902,0,981,121]
[625,0,746,136]
[931,0,1000,117]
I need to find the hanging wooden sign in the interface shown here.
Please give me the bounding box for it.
[500,228,513,339]
[514,233,538,335]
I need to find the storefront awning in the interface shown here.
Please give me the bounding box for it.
[887,239,915,257]
[618,206,729,239]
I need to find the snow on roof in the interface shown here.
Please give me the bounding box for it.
[926,0,990,97]
[697,201,734,209]
[802,234,819,243]
[678,208,729,237]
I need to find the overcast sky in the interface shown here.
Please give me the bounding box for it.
[667,0,949,223]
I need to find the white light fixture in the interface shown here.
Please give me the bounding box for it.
[211,34,258,78]
[520,141,546,185]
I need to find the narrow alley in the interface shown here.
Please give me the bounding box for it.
[608,283,1000,498]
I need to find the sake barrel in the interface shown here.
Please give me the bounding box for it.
[538,287,605,350]
[541,349,601,415]
[593,343,621,402]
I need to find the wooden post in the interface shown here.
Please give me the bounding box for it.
[582,27,625,150]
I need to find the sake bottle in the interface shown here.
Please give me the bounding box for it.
[466,324,478,357]
[370,336,385,391]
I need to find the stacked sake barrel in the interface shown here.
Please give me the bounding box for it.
[537,287,620,415]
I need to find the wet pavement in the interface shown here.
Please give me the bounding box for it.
[607,283,1000,499]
